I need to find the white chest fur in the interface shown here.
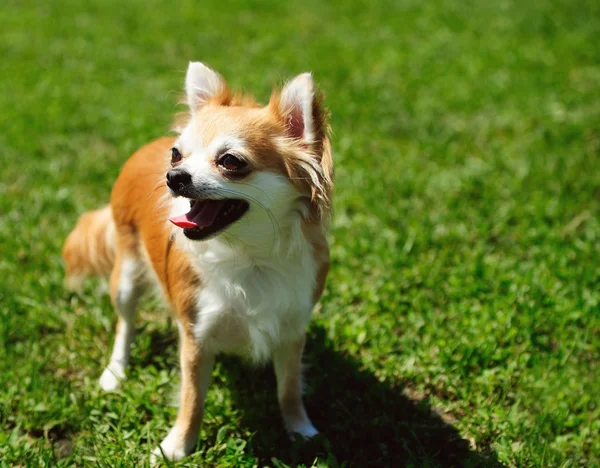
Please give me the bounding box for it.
[189,236,316,363]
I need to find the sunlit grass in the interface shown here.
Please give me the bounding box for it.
[1,0,599,466]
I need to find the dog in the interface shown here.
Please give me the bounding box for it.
[62,62,333,461]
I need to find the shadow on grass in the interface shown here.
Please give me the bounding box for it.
[134,324,180,369]
[215,326,503,468]
[136,325,502,466]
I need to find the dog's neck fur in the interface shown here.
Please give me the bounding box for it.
[176,206,318,363]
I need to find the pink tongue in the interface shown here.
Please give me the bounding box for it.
[169,200,226,229]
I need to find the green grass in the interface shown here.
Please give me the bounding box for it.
[1,0,599,466]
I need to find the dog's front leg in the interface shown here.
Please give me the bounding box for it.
[153,324,215,462]
[273,335,319,439]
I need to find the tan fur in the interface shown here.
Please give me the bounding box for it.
[108,137,205,316]
[62,205,116,289]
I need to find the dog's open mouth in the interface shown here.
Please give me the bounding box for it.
[169,199,249,240]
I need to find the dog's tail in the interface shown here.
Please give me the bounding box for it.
[62,205,116,290]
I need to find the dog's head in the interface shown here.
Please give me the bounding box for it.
[167,62,332,246]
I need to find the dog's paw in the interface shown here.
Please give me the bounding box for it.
[151,430,193,464]
[99,366,124,392]
[288,422,319,440]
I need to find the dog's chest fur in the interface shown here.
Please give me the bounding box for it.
[188,237,316,362]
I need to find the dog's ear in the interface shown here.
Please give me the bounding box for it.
[270,73,333,219]
[272,73,318,143]
[185,62,229,113]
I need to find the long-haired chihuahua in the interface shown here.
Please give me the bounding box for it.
[62,62,333,461]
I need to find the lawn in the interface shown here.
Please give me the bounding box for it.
[1,0,599,466]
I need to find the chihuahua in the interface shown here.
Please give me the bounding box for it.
[62,62,333,461]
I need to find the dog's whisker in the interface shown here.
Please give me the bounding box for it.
[232,182,274,203]
[212,187,282,251]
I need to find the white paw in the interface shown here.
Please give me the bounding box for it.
[288,422,319,440]
[151,430,193,464]
[99,366,124,391]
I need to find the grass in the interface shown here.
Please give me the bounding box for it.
[1,0,599,466]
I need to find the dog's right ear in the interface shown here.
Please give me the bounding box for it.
[185,62,229,113]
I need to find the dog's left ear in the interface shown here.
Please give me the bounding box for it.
[185,62,229,113]
[272,73,320,144]
[270,73,333,218]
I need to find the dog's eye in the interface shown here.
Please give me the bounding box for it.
[218,154,247,172]
[171,148,183,166]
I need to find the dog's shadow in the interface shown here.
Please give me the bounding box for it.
[195,326,503,468]
[138,325,502,466]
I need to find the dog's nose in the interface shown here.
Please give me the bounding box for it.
[166,168,192,193]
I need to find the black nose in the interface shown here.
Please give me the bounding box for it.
[166,168,192,193]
